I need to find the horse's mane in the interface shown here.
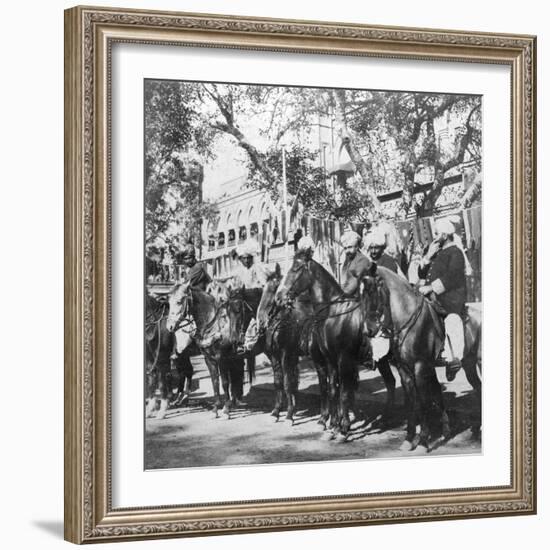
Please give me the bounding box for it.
[375,266,420,314]
[375,266,411,293]
[308,257,344,296]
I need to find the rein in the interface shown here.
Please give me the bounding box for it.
[392,292,426,353]
[279,259,360,321]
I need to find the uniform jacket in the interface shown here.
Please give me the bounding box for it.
[182,261,211,291]
[375,253,400,274]
[418,243,466,315]
[341,251,372,296]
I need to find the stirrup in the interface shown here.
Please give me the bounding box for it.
[445,360,462,382]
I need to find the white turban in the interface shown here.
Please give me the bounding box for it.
[341,231,361,247]
[237,239,258,257]
[297,235,315,251]
[434,218,455,236]
[365,229,387,248]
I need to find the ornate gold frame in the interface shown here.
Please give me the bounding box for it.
[64,5,537,544]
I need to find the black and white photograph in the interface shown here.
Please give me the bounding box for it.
[144,79,483,470]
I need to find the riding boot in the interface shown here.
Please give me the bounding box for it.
[358,339,375,371]
[445,359,462,382]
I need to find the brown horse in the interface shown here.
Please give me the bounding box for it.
[254,264,330,426]
[275,252,378,441]
[166,282,257,419]
[145,294,194,419]
[366,266,482,450]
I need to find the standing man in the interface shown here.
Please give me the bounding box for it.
[418,218,467,381]
[178,243,211,291]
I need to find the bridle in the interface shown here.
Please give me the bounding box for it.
[276,257,361,322]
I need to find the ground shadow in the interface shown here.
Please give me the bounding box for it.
[32,520,64,540]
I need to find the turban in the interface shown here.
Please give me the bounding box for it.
[341,230,361,247]
[434,218,456,236]
[297,235,315,251]
[181,244,196,258]
[365,229,387,248]
[237,239,258,257]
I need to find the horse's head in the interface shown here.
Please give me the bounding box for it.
[166,282,190,332]
[360,263,389,337]
[206,280,232,304]
[257,263,283,331]
[275,251,314,308]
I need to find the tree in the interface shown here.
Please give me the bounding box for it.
[144,80,218,253]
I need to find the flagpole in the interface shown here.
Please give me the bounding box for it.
[282,146,289,270]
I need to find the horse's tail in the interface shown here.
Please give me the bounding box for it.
[247,356,256,384]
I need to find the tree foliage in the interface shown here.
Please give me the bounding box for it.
[145,79,482,242]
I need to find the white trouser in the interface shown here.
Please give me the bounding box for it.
[442,313,465,361]
[174,317,196,354]
[244,318,259,352]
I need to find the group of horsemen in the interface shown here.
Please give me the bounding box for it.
[175,216,468,383]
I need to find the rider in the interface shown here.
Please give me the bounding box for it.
[418,218,467,382]
[340,231,378,370]
[229,239,268,354]
[178,243,211,290]
[172,244,211,404]
[364,229,399,345]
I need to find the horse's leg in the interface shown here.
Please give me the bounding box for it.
[270,355,284,421]
[173,353,193,406]
[397,365,419,451]
[283,352,299,425]
[428,368,450,441]
[311,348,330,429]
[230,357,245,407]
[204,355,221,418]
[463,351,482,438]
[145,369,157,418]
[335,357,356,443]
[377,355,396,426]
[412,361,432,451]
[220,358,232,419]
[156,365,170,420]
[321,363,339,441]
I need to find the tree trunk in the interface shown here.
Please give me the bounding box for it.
[332,89,382,216]
[461,179,482,208]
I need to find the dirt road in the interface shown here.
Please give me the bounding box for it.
[145,356,481,470]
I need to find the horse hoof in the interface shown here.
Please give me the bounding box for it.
[335,432,348,444]
[410,444,429,455]
[400,440,414,452]
[321,431,336,441]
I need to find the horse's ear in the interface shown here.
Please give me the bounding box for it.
[275,263,281,277]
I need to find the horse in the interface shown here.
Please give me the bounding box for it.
[364,265,482,450]
[254,264,331,426]
[145,295,193,419]
[166,282,256,419]
[274,251,380,442]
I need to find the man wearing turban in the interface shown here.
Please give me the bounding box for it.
[418,217,467,381]
[177,243,211,291]
[339,231,378,369]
